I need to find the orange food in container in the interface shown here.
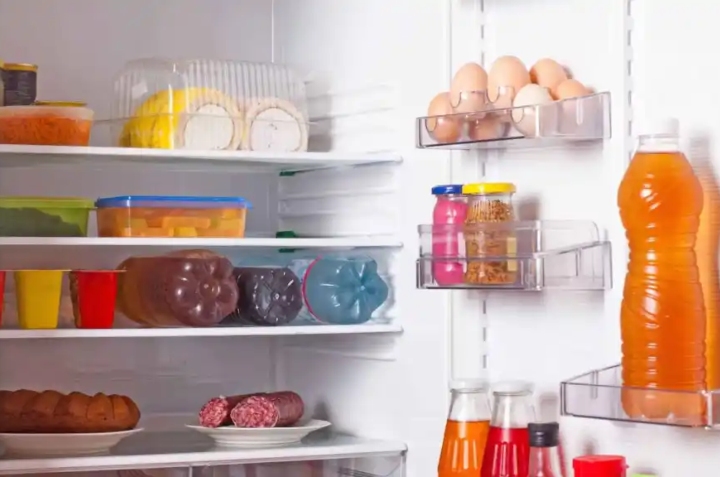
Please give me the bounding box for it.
[0,104,93,146]
[95,196,251,238]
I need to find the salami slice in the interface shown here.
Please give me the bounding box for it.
[230,391,304,428]
[198,394,252,428]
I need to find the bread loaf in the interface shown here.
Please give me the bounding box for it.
[0,390,141,433]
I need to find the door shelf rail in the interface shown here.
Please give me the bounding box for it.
[416,92,610,150]
[416,220,611,291]
[561,364,720,429]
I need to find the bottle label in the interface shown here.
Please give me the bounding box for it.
[286,258,323,323]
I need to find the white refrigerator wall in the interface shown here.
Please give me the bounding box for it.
[273,2,452,477]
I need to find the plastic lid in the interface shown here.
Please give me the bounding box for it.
[462,182,516,195]
[492,380,533,395]
[573,455,627,477]
[528,422,559,447]
[638,117,679,136]
[431,184,463,195]
[0,197,94,208]
[95,195,252,209]
[450,378,488,391]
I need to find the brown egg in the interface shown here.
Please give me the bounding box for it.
[426,92,461,144]
[529,58,568,96]
[468,115,505,142]
[487,56,530,103]
[450,63,489,113]
[554,79,589,100]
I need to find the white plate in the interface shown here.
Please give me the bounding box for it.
[0,428,144,456]
[186,419,331,448]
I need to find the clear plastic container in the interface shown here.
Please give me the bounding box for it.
[463,183,517,286]
[0,105,93,146]
[0,197,93,237]
[96,195,251,238]
[107,58,309,152]
[14,270,64,329]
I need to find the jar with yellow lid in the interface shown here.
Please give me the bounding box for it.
[462,182,517,285]
[34,101,87,107]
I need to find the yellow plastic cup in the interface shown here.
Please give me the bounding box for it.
[14,270,64,329]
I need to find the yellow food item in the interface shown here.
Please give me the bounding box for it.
[98,207,247,238]
[120,87,245,150]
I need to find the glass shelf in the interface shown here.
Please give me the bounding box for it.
[416,92,610,150]
[561,365,720,428]
[416,220,611,290]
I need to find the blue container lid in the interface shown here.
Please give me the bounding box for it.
[431,184,463,195]
[95,195,252,209]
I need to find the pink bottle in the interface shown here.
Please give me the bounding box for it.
[432,184,467,285]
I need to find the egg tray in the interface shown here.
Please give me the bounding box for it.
[415,91,611,150]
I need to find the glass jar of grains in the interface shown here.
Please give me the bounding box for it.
[462,182,517,285]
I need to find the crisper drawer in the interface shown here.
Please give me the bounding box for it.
[197,455,405,477]
[9,456,406,477]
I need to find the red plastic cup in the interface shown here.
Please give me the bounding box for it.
[71,270,119,329]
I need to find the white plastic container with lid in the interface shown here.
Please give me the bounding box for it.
[109,58,309,152]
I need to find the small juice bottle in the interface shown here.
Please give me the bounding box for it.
[438,379,491,477]
[481,381,535,477]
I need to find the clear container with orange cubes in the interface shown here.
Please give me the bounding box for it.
[95,195,251,238]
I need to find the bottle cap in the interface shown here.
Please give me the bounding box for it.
[449,378,488,391]
[638,117,679,137]
[431,184,463,195]
[573,455,627,477]
[528,422,559,447]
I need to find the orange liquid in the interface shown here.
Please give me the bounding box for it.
[618,150,707,423]
[696,160,720,392]
[438,420,490,477]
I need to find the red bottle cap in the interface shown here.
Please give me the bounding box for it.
[573,455,627,477]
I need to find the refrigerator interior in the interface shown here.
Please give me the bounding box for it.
[0,0,450,476]
[0,0,715,475]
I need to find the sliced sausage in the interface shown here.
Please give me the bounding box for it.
[230,391,304,428]
[198,394,253,428]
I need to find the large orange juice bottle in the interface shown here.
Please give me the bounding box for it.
[438,380,491,477]
[617,118,707,423]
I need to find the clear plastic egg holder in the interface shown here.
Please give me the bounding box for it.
[102,58,310,152]
[417,91,611,149]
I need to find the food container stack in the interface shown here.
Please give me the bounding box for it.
[111,58,310,152]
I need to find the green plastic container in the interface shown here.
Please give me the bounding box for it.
[0,197,93,237]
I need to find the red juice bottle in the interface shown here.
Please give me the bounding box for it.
[481,381,535,477]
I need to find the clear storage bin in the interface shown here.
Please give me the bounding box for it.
[0,197,93,237]
[96,195,251,238]
[0,104,93,146]
[107,58,309,152]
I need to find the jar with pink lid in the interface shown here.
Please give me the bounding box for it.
[431,184,468,285]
